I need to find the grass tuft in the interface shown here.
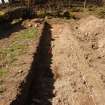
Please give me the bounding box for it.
[0,27,38,77]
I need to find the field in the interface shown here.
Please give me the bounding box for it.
[1,5,105,105]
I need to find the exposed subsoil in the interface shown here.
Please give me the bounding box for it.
[1,16,105,105]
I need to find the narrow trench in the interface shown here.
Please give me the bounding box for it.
[10,22,55,105]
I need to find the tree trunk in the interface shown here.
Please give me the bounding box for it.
[84,0,87,8]
[1,0,5,4]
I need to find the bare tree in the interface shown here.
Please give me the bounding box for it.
[1,0,5,4]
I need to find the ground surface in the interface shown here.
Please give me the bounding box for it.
[1,16,105,105]
[50,17,105,105]
[0,19,42,105]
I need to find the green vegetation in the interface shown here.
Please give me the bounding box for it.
[35,10,76,19]
[0,68,7,77]
[81,5,105,18]
[94,6,105,18]
[0,27,38,77]
[1,2,105,78]
[70,7,84,12]
[64,5,105,19]
[15,27,38,40]
[34,5,105,19]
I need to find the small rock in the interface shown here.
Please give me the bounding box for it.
[18,70,23,74]
[85,32,88,36]
[91,43,98,49]
[27,23,32,27]
[78,32,81,34]
[34,24,38,28]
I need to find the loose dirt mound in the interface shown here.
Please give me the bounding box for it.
[74,16,105,63]
[49,17,105,105]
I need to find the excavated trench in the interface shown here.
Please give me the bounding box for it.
[10,22,55,105]
[2,16,105,105]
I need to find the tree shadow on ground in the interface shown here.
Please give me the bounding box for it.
[10,22,55,105]
[0,21,25,39]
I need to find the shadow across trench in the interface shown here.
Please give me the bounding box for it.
[0,21,25,39]
[10,22,55,105]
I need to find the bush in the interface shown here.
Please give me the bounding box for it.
[71,7,83,12]
[96,7,105,18]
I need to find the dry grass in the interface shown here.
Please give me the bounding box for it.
[0,27,38,77]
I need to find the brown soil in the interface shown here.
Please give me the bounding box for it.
[51,16,105,105]
[1,16,105,105]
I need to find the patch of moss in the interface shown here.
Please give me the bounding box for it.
[0,68,7,77]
